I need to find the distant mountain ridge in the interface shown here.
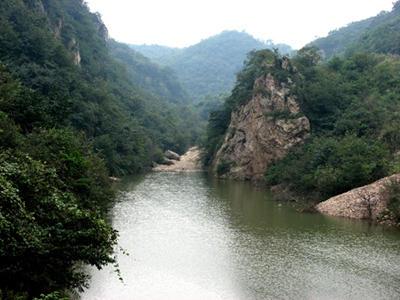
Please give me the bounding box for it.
[310,3,400,60]
[130,30,293,102]
[109,39,190,104]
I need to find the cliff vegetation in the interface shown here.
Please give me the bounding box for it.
[202,39,400,214]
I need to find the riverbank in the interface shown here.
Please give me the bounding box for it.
[152,146,204,172]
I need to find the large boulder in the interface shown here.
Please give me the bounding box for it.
[162,159,175,165]
[164,150,180,161]
[316,174,400,219]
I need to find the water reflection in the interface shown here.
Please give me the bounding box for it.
[82,172,400,300]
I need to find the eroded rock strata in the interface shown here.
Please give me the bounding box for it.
[213,59,310,181]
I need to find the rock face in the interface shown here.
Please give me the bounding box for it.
[164,150,180,161]
[213,59,310,181]
[316,174,400,219]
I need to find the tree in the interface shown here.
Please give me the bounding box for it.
[0,150,117,297]
[292,45,323,80]
[0,113,118,297]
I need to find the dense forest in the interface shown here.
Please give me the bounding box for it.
[130,30,293,102]
[0,0,200,298]
[108,39,190,104]
[202,1,400,213]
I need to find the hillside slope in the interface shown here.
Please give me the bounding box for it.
[310,2,399,60]
[131,30,293,102]
[109,39,190,104]
[0,0,201,175]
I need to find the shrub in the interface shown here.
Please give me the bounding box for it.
[216,160,233,176]
[383,178,400,219]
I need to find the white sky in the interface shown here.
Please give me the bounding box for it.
[85,0,395,50]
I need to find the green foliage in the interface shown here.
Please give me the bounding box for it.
[384,179,400,218]
[310,9,393,60]
[109,39,190,104]
[199,102,233,166]
[0,1,172,297]
[388,195,400,218]
[346,4,400,56]
[0,289,28,300]
[193,92,229,121]
[0,0,203,175]
[291,45,323,80]
[232,49,296,107]
[33,292,68,300]
[311,2,400,60]
[21,129,115,212]
[107,40,204,156]
[216,160,234,176]
[263,49,400,204]
[127,44,180,61]
[265,134,390,201]
[0,134,117,297]
[0,66,73,132]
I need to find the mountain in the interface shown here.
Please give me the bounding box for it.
[108,39,190,104]
[310,3,399,60]
[130,30,293,102]
[126,43,180,61]
[346,2,400,56]
[0,0,202,176]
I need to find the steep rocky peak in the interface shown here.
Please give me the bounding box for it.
[213,63,310,181]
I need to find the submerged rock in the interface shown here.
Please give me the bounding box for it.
[109,176,122,182]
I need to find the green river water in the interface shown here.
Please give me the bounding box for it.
[81,172,400,300]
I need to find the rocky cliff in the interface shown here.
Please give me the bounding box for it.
[213,57,310,181]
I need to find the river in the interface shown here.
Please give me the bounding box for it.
[81,172,400,300]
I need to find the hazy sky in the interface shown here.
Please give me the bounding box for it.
[85,0,395,49]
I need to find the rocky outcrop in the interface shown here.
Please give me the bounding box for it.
[213,58,310,181]
[316,174,400,219]
[74,51,81,66]
[97,23,108,42]
[153,147,203,172]
[93,14,109,42]
[164,150,180,161]
[54,19,62,36]
[109,176,122,182]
